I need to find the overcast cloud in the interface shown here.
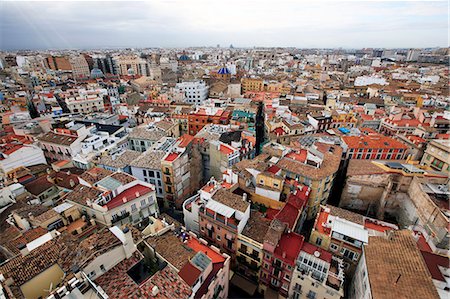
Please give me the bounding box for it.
[0,0,448,50]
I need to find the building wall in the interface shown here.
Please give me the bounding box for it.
[20,264,65,299]
[130,166,165,199]
[421,142,449,175]
[0,145,47,175]
[339,174,390,212]
[349,252,371,299]
[406,177,449,247]
[288,268,342,299]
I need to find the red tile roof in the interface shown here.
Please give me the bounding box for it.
[105,184,153,210]
[164,153,179,162]
[186,237,225,264]
[178,134,195,148]
[274,232,304,264]
[274,203,299,230]
[285,150,307,163]
[219,144,235,155]
[420,251,449,282]
[178,261,202,286]
[342,134,408,150]
[272,127,286,135]
[267,165,281,174]
[0,144,23,155]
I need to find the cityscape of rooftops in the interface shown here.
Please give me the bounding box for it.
[0,1,448,299]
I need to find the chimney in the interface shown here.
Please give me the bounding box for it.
[151,286,159,297]
[69,179,75,188]
[135,192,140,198]
[282,251,286,259]
[122,197,127,203]
[243,193,247,202]
[122,227,135,258]
[18,244,29,256]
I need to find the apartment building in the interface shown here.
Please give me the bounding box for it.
[69,55,90,79]
[63,89,106,114]
[242,77,264,93]
[113,55,149,76]
[350,230,440,299]
[421,139,450,175]
[289,243,344,299]
[128,124,167,152]
[144,217,230,299]
[65,172,159,227]
[341,133,408,160]
[175,80,209,105]
[38,123,90,162]
[276,143,342,218]
[130,150,166,199]
[209,140,240,180]
[236,212,272,283]
[0,142,46,176]
[188,106,231,135]
[259,220,304,298]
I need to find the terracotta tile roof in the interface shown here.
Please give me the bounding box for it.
[241,212,272,244]
[212,189,249,213]
[109,172,136,185]
[0,233,79,287]
[342,134,408,150]
[49,170,80,189]
[79,167,113,185]
[346,160,386,176]
[364,230,440,299]
[95,251,192,299]
[146,232,196,271]
[129,150,165,169]
[277,143,342,180]
[178,261,202,286]
[326,205,364,225]
[63,184,102,206]
[33,209,60,224]
[38,131,77,146]
[24,176,54,195]
[97,150,141,169]
[13,204,49,218]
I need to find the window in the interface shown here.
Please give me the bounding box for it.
[88,271,96,279]
[316,238,322,246]
[306,290,317,299]
[284,273,290,280]
[217,235,221,241]
[141,199,146,207]
[330,243,338,251]
[143,169,147,176]
[100,264,106,272]
[131,204,137,212]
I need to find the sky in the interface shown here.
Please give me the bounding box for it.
[0,0,448,50]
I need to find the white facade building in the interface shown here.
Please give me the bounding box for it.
[175,81,209,105]
[0,144,46,176]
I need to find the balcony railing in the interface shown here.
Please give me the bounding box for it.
[112,212,130,223]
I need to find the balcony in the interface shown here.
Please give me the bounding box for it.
[112,212,130,224]
[238,248,260,262]
[237,255,260,271]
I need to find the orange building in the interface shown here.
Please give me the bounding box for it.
[188,108,231,135]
